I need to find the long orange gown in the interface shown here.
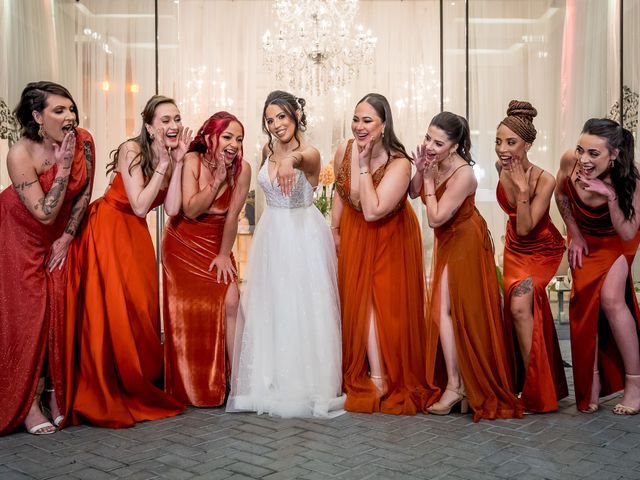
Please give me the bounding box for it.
[0,128,94,435]
[336,140,436,414]
[497,179,568,412]
[425,166,522,422]
[162,179,235,406]
[63,172,184,428]
[565,176,640,411]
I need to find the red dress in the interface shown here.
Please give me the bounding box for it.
[425,167,522,421]
[63,172,184,428]
[335,140,436,414]
[162,176,235,406]
[497,179,568,412]
[565,176,640,411]
[0,128,94,435]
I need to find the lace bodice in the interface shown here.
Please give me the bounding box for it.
[258,160,315,208]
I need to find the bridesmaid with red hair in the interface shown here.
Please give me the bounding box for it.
[495,100,568,413]
[162,111,251,406]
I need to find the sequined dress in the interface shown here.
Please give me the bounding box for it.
[226,162,345,417]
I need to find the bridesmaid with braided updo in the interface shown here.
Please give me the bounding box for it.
[495,100,568,413]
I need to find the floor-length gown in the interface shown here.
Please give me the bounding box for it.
[226,161,345,418]
[0,128,94,435]
[336,140,436,415]
[162,172,234,406]
[497,179,568,412]
[63,172,184,428]
[565,171,640,412]
[426,166,522,421]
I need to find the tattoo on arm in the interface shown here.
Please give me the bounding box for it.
[513,277,533,297]
[65,140,94,236]
[557,197,575,222]
[35,176,69,215]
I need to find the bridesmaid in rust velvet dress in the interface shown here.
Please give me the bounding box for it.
[162,111,250,406]
[495,100,567,413]
[555,118,640,416]
[63,95,189,428]
[0,82,94,435]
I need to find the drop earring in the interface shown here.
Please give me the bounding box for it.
[38,124,46,139]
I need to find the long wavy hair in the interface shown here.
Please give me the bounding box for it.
[13,81,79,141]
[262,90,307,160]
[106,95,176,182]
[356,93,411,161]
[429,111,475,166]
[188,111,245,188]
[582,118,638,220]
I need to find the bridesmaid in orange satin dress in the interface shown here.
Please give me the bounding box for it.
[162,112,250,406]
[63,95,191,428]
[495,101,568,413]
[555,118,640,416]
[409,112,521,421]
[0,82,94,435]
[332,93,436,415]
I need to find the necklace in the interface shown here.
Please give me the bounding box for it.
[436,159,455,185]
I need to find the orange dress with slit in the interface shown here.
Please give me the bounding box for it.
[565,175,640,411]
[335,140,436,414]
[497,178,568,412]
[0,128,94,435]
[425,167,522,421]
[162,169,235,406]
[63,172,184,428]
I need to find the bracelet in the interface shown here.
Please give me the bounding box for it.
[517,199,529,204]
[330,226,339,230]
[360,170,370,175]
[154,169,166,176]
[425,193,435,197]
[608,195,618,202]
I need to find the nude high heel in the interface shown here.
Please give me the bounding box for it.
[612,374,640,416]
[427,387,468,416]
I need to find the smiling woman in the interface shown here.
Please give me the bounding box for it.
[0,81,95,436]
[62,95,190,428]
[555,118,640,417]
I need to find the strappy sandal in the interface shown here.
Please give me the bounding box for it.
[613,374,640,416]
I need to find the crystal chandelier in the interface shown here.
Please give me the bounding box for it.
[262,0,377,96]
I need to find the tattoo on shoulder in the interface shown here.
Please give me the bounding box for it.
[513,277,533,297]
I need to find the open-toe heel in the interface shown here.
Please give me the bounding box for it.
[427,386,467,416]
[613,374,640,416]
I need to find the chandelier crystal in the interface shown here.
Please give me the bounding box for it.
[262,0,377,96]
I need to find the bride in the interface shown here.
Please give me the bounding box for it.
[226,90,345,418]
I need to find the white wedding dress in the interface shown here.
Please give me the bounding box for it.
[226,161,346,418]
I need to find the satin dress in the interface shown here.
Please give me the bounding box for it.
[425,166,522,421]
[64,172,184,428]
[0,128,94,435]
[565,172,640,411]
[162,164,235,407]
[336,140,436,415]
[497,178,568,412]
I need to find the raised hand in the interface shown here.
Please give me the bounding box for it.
[414,143,429,174]
[53,131,76,171]
[510,156,532,194]
[212,153,227,186]
[576,174,617,201]
[171,126,193,164]
[358,135,376,170]
[151,127,171,171]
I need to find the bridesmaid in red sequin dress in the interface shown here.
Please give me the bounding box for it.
[162,112,250,406]
[0,82,95,435]
[495,100,567,413]
[555,118,640,415]
[63,96,190,428]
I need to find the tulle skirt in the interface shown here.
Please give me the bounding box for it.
[226,204,346,418]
